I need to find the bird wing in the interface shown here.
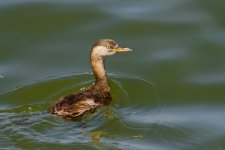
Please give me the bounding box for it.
[54,99,100,118]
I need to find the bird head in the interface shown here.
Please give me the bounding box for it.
[91,39,132,57]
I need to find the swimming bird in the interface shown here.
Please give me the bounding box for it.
[48,39,132,118]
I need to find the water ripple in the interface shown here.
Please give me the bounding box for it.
[185,71,225,85]
[0,73,158,149]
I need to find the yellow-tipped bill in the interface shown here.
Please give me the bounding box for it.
[112,47,132,52]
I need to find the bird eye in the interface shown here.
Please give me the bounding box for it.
[106,45,111,49]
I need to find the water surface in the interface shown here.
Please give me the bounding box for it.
[0,1,225,150]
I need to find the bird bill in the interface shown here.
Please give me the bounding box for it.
[112,47,132,52]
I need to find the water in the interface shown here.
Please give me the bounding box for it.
[0,0,225,150]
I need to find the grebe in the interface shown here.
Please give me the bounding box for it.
[48,39,132,118]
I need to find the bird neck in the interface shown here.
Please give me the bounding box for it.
[91,54,109,88]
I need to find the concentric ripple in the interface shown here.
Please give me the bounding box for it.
[0,73,159,149]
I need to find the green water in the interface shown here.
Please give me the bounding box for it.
[1,1,225,150]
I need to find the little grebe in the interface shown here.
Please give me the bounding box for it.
[48,39,132,118]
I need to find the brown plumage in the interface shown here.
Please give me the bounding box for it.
[48,39,132,119]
